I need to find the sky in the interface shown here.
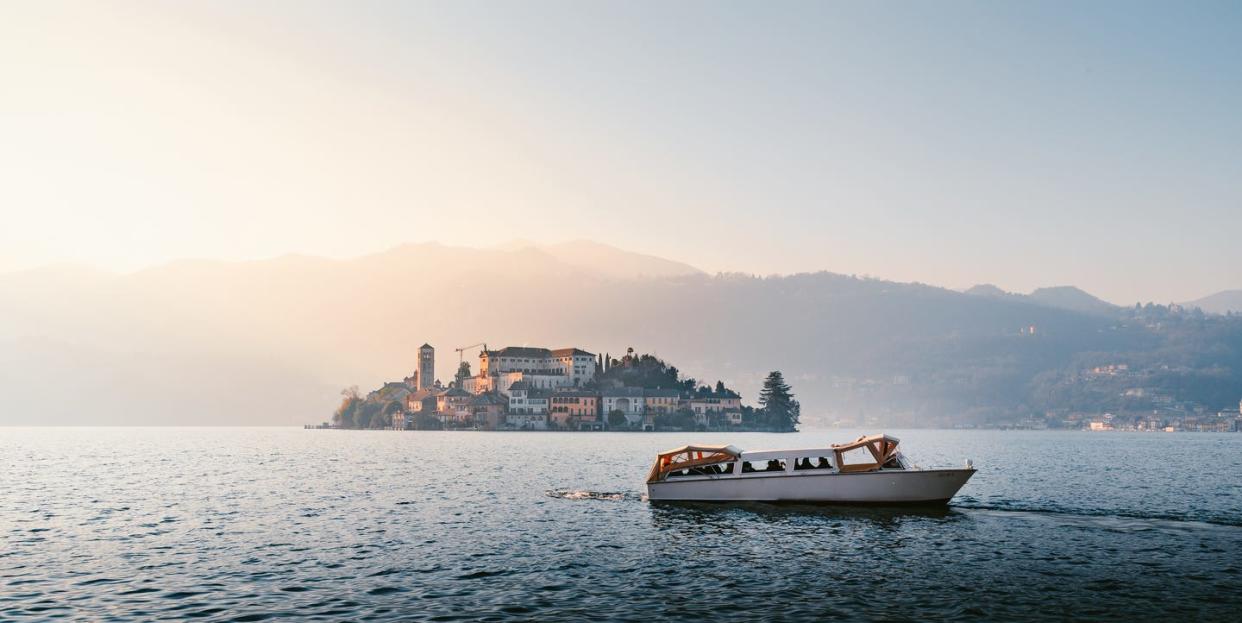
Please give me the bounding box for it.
[1,0,1239,304]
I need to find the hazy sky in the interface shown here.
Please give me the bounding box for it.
[2,1,1239,303]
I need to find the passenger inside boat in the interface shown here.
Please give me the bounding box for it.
[765,459,784,472]
[742,461,755,473]
[668,463,735,477]
[817,457,833,469]
[795,458,813,470]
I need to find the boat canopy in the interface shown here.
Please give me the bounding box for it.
[831,434,901,473]
[646,444,742,484]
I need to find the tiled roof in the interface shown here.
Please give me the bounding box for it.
[692,391,742,400]
[644,389,683,398]
[487,346,553,358]
[550,347,595,358]
[409,389,438,401]
[483,346,596,359]
[470,393,502,405]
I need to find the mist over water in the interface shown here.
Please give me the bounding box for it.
[3,428,1240,621]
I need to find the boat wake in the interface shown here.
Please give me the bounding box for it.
[545,489,644,502]
[952,501,1242,529]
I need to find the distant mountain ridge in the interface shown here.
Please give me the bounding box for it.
[2,241,1238,427]
[1185,290,1242,315]
[513,240,704,279]
[965,283,1119,316]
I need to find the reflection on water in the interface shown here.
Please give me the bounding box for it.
[2,427,1240,621]
[649,499,961,528]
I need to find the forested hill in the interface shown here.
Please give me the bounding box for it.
[1,242,1238,426]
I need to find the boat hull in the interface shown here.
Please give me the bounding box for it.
[646,469,975,504]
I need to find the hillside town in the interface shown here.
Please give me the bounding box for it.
[320,344,800,432]
[1004,362,1242,432]
[818,366,1242,432]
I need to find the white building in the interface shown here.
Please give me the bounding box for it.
[469,346,597,396]
[480,346,597,386]
[506,382,549,430]
[601,387,645,427]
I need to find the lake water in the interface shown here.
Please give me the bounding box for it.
[3,428,1241,621]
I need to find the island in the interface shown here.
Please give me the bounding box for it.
[319,344,799,432]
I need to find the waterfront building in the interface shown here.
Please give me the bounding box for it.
[688,392,743,416]
[506,411,548,430]
[689,391,744,427]
[507,382,549,414]
[601,387,645,427]
[643,389,682,415]
[470,393,506,430]
[549,390,601,430]
[406,389,438,415]
[390,412,410,430]
[507,382,550,430]
[436,387,472,423]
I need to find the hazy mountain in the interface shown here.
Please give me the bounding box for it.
[965,284,1118,317]
[963,284,1012,299]
[1027,286,1118,317]
[1186,290,1242,314]
[1,242,1238,427]
[496,240,703,279]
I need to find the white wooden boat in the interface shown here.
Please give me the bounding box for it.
[645,434,974,505]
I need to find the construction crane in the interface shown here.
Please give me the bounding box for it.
[454,342,488,365]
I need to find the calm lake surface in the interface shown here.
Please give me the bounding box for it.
[3,428,1241,621]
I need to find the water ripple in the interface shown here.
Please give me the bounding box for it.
[2,427,1240,621]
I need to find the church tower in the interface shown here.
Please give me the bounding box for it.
[418,343,435,390]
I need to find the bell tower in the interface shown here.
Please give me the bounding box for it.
[418,343,435,390]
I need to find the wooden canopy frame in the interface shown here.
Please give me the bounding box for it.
[646,445,741,483]
[831,434,901,473]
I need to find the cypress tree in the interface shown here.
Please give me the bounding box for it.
[758,371,800,432]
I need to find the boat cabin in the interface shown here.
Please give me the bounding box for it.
[830,434,905,473]
[646,445,742,484]
[646,434,909,484]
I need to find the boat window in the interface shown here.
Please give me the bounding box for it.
[687,463,733,476]
[794,457,833,470]
[739,459,788,473]
[837,446,882,472]
[665,463,735,478]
